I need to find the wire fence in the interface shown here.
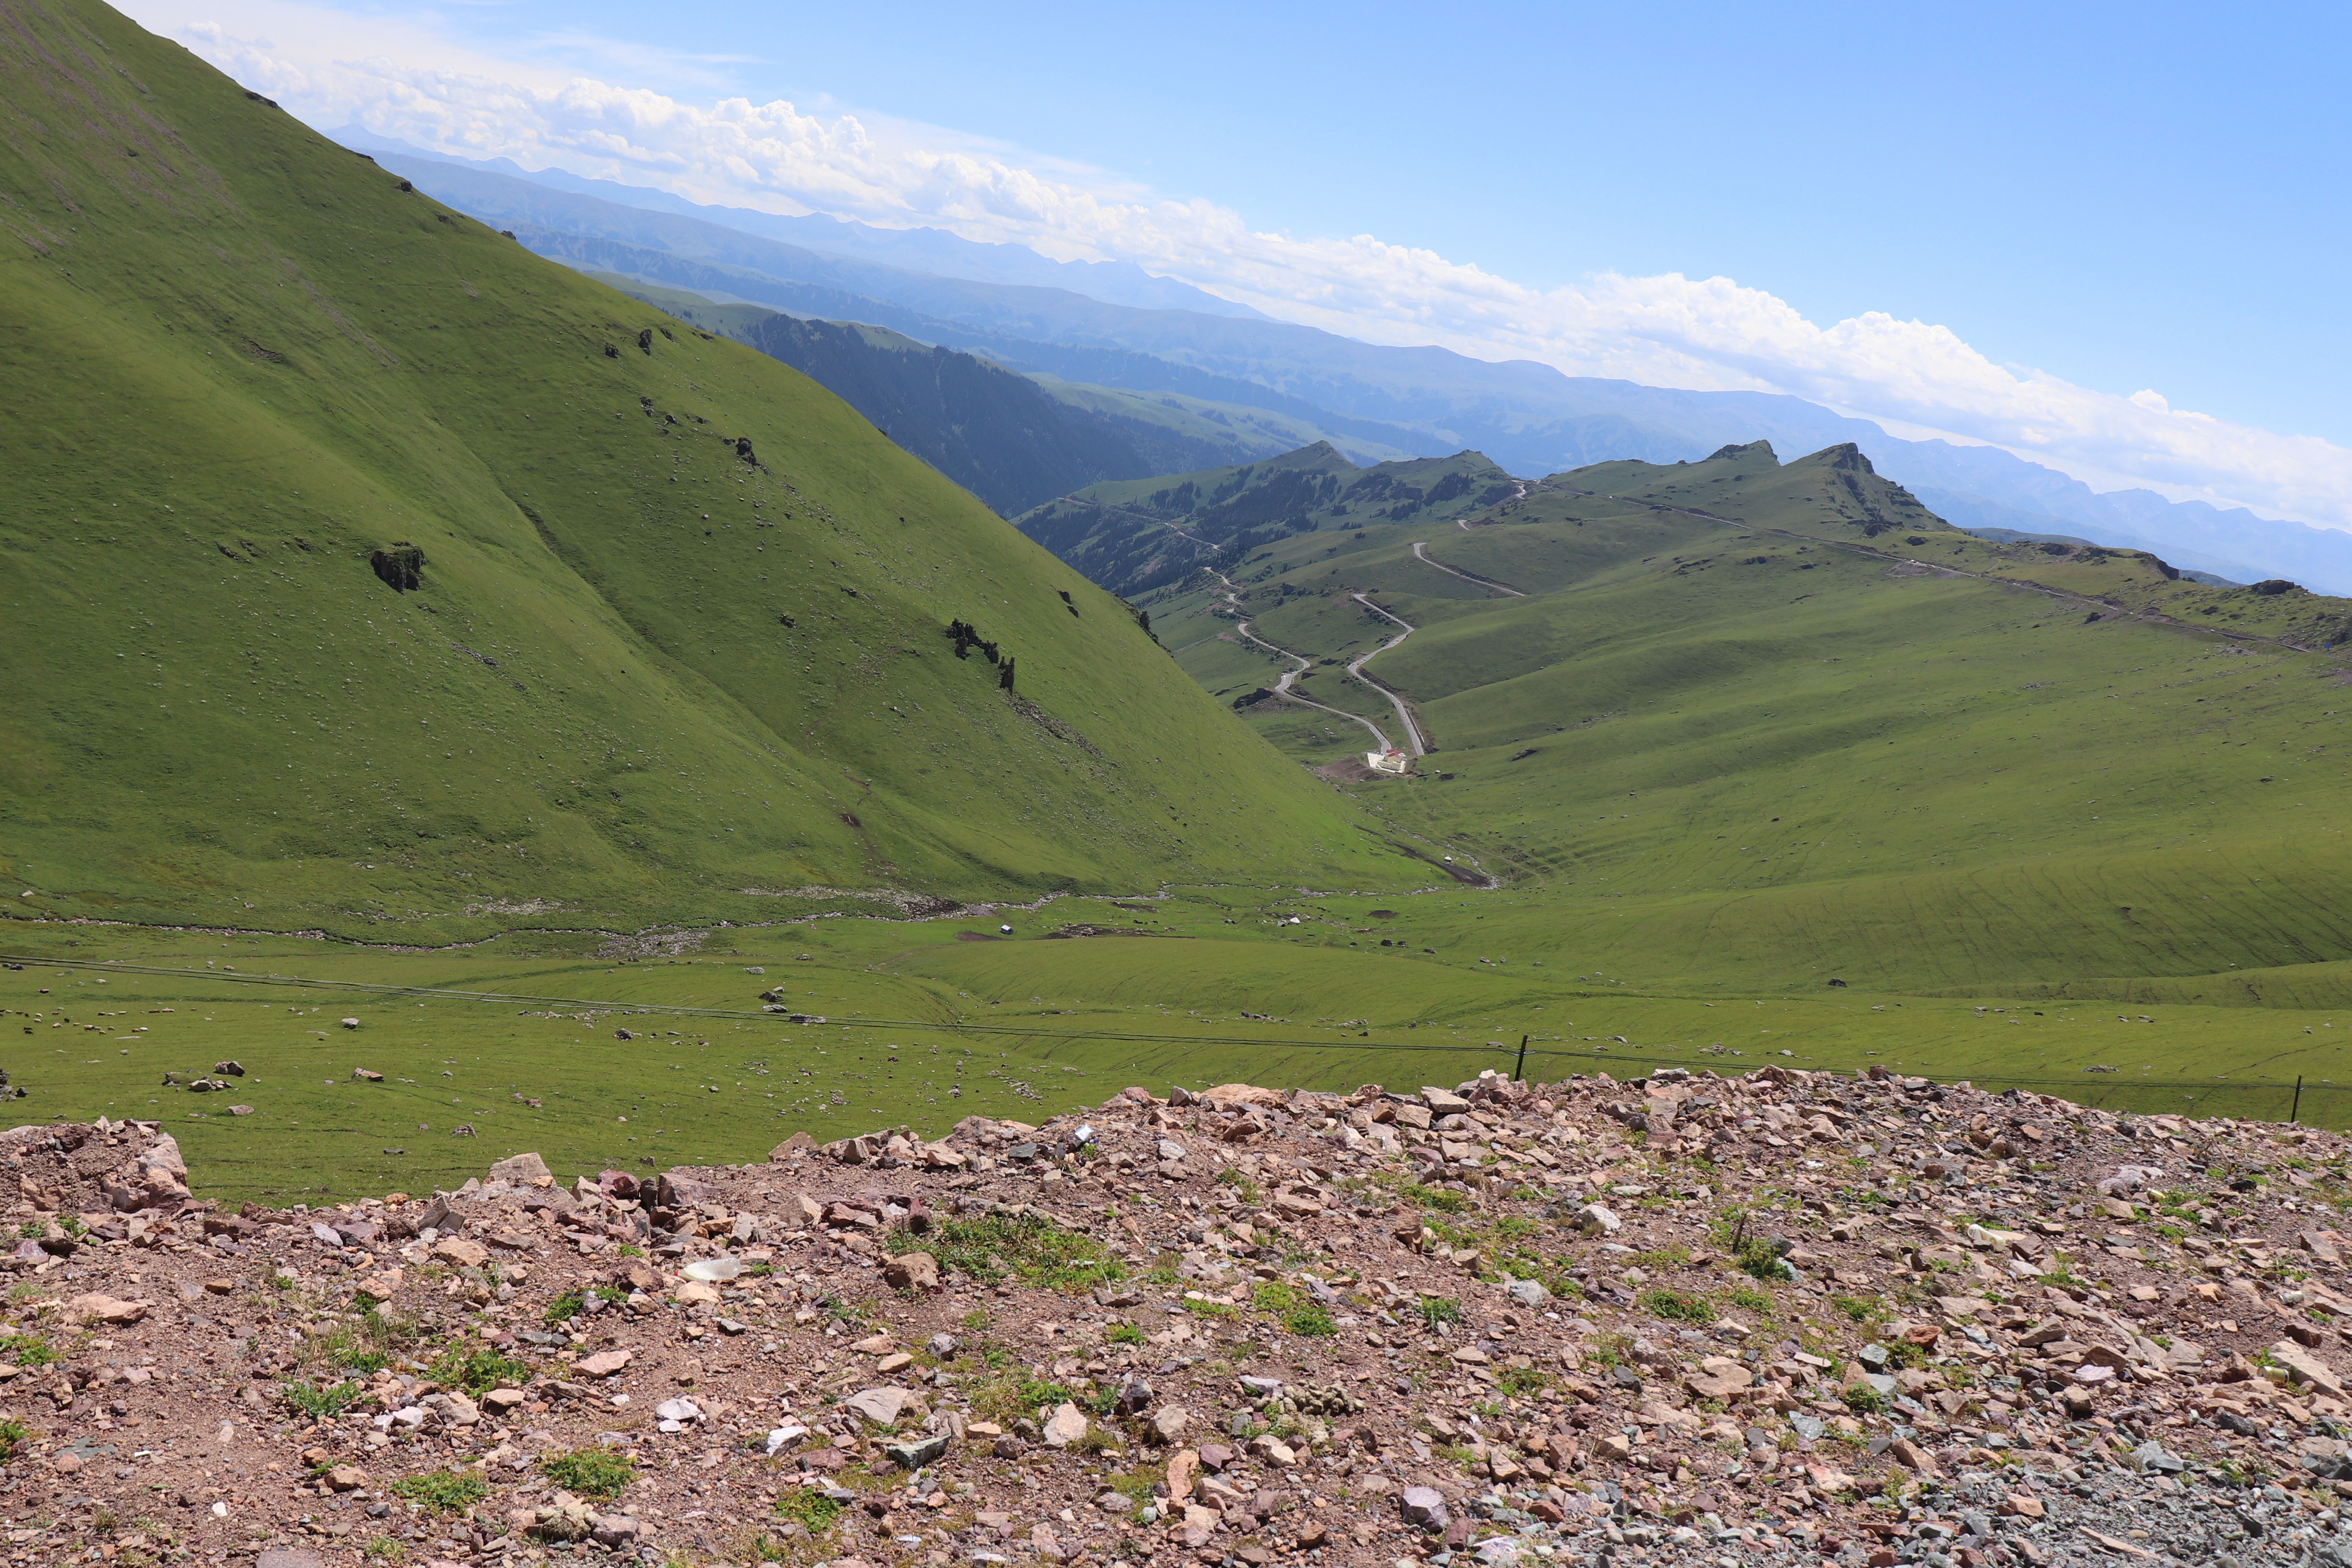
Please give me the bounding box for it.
[1893,1071,2352,1132]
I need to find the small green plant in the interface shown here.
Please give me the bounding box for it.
[428,1346,531,1396]
[1832,1296,1887,1326]
[887,1212,1123,1292]
[1628,1245,1691,1272]
[1841,1383,1887,1416]
[0,1419,29,1465]
[774,1488,845,1532]
[1284,1305,1337,1337]
[544,1447,635,1502]
[1409,1187,1470,1214]
[362,1533,407,1562]
[0,1334,58,1368]
[1495,1366,1549,1396]
[1712,1206,1796,1281]
[820,1296,872,1328]
[544,1289,590,1325]
[962,1366,1074,1426]
[390,1470,488,1513]
[283,1380,361,1420]
[1105,1463,1163,1505]
[1251,1280,1303,1314]
[1418,1296,1463,1330]
[1106,1321,1145,1347]
[1214,1169,1263,1204]
[1725,1287,1775,1317]
[1638,1288,1714,1324]
[1180,1296,1237,1318]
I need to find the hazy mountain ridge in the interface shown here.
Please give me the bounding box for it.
[345,134,1267,319]
[373,143,2352,596]
[594,277,1305,515]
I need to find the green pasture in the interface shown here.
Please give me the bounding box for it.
[9,892,2352,1203]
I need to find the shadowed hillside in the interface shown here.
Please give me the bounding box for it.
[1014,445,1521,595]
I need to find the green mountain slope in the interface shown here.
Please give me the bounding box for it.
[1013,445,1521,595]
[1124,439,2352,996]
[0,0,1403,944]
[592,277,1362,514]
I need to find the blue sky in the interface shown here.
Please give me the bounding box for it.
[139,0,2352,523]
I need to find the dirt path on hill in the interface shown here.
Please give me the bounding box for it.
[1345,594,1430,756]
[1411,539,1525,596]
[1205,570,1405,753]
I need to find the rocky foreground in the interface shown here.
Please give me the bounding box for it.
[0,1067,2349,1568]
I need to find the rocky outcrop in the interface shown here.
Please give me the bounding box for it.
[1,1076,2348,1564]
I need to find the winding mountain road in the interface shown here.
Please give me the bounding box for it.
[1344,594,1428,756]
[1411,540,1525,597]
[1207,571,1411,755]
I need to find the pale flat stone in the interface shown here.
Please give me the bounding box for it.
[64,1294,148,1325]
[487,1152,552,1186]
[841,1386,915,1426]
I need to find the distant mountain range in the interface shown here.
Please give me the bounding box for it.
[367,143,2352,593]
[598,277,1347,515]
[338,132,1267,320]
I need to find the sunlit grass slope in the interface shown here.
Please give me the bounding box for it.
[1131,441,2352,998]
[0,0,1405,945]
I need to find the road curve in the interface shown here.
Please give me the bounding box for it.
[1346,594,1428,756]
[1206,572,1403,753]
[1412,540,1525,597]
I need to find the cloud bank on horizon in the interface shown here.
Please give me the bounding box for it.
[153,4,2352,531]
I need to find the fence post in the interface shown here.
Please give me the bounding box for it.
[2293,1076,2305,1126]
[1514,1035,1529,1082]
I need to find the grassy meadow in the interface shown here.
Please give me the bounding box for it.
[8,881,2352,1203]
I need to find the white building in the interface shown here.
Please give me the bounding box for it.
[1365,749,1412,775]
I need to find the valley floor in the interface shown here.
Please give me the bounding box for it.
[7,885,2352,1203]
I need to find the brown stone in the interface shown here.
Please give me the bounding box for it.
[882,1251,940,1292]
[1887,1438,1940,1475]
[64,1293,148,1325]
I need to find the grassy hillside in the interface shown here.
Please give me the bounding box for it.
[1124,440,2352,996]
[1013,445,1520,595]
[0,0,1407,946]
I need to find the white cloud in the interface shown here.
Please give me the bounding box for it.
[133,0,2352,530]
